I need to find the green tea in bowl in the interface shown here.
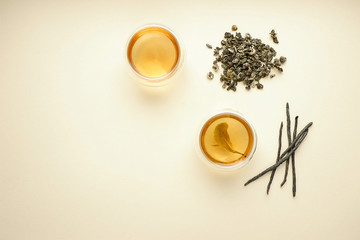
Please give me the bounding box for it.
[198,110,257,171]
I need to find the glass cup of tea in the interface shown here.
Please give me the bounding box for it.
[126,24,184,86]
[197,110,257,171]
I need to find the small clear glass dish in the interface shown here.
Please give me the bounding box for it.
[126,24,184,87]
[196,109,257,171]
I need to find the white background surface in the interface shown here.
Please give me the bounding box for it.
[1,0,360,239]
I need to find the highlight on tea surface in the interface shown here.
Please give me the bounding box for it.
[127,25,181,80]
[199,112,255,167]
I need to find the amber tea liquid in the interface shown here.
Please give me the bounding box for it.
[127,26,180,79]
[200,113,254,165]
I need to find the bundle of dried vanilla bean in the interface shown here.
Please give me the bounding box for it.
[245,103,313,197]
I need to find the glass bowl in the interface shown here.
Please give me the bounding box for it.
[196,109,257,171]
[126,23,184,87]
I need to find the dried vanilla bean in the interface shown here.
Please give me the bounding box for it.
[281,103,292,187]
[244,122,313,186]
[267,122,283,194]
[291,116,299,197]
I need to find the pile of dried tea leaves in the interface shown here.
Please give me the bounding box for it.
[206,26,286,91]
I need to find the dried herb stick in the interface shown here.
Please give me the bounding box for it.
[267,122,283,194]
[278,122,312,159]
[244,130,308,186]
[244,122,313,186]
[291,116,299,197]
[281,103,292,187]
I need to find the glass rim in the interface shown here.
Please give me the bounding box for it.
[126,23,184,85]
